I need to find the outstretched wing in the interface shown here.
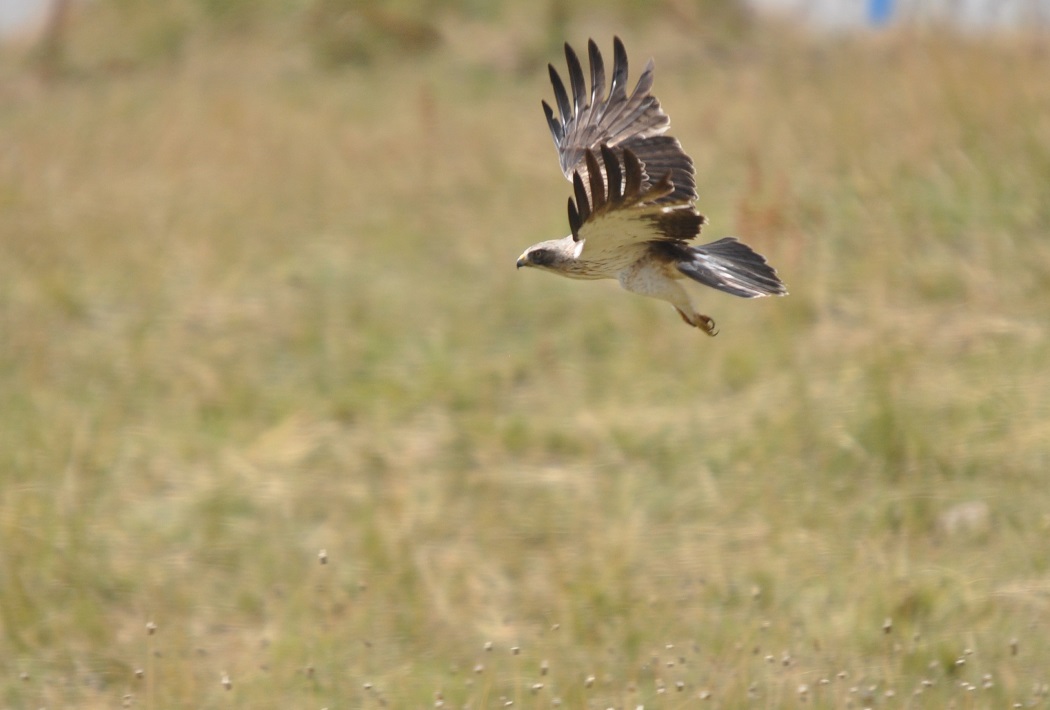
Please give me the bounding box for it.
[543,37,696,205]
[568,144,705,261]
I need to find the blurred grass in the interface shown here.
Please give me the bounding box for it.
[2,2,1050,707]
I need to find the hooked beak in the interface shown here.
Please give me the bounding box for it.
[516,255,527,269]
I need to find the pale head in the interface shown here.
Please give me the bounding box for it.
[516,236,580,273]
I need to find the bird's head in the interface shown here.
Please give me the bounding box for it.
[516,237,578,272]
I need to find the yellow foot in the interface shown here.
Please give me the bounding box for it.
[675,308,718,336]
[696,314,718,336]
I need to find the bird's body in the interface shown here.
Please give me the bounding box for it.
[516,37,787,334]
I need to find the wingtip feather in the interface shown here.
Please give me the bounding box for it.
[548,64,571,121]
[610,36,629,98]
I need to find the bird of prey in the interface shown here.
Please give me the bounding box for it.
[516,37,787,334]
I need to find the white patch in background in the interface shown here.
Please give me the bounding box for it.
[745,0,1050,29]
[0,0,49,37]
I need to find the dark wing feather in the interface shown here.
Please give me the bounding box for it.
[609,37,629,102]
[588,40,605,110]
[585,149,606,212]
[565,43,587,117]
[567,197,581,239]
[622,148,642,198]
[600,144,622,203]
[572,172,590,225]
[543,37,696,206]
[548,64,571,126]
[567,146,703,243]
[542,100,562,143]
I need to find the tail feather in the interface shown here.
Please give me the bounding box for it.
[676,237,787,298]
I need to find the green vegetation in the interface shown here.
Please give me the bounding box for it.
[2,3,1049,707]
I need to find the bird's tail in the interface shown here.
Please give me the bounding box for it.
[676,237,787,298]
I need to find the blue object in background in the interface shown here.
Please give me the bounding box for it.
[868,0,894,25]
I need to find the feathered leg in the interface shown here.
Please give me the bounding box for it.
[620,259,718,335]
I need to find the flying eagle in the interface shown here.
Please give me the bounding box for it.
[516,37,787,334]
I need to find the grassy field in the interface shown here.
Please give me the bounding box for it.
[2,3,1050,707]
